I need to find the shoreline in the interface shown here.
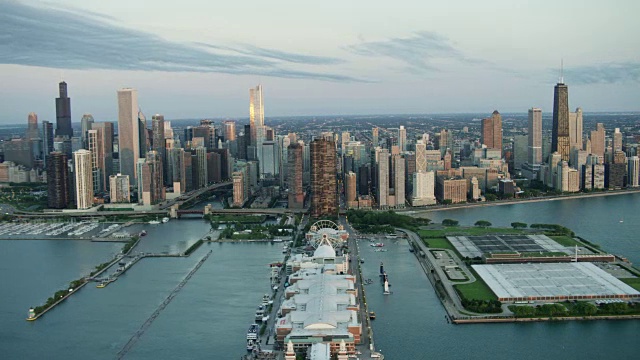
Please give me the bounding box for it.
[453,314,640,324]
[401,188,640,214]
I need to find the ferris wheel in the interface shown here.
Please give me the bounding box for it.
[307,220,344,248]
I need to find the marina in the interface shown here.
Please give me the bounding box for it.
[3,194,640,359]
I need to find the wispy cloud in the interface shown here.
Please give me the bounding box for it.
[198,43,345,66]
[0,1,364,82]
[346,31,489,74]
[561,62,640,85]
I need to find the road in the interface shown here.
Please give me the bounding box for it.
[339,216,382,359]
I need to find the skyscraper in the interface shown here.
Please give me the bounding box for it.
[195,146,208,189]
[590,123,606,159]
[628,156,639,187]
[411,170,436,206]
[310,138,337,218]
[528,108,542,164]
[481,111,502,153]
[139,151,164,205]
[613,128,623,153]
[109,174,131,203]
[138,110,148,158]
[55,81,73,138]
[81,114,94,148]
[552,79,570,161]
[249,85,264,159]
[74,149,94,210]
[346,171,357,208]
[117,89,140,181]
[26,112,39,140]
[90,122,114,192]
[223,120,237,142]
[151,114,166,179]
[287,143,304,209]
[372,127,379,148]
[87,129,102,193]
[46,152,69,209]
[394,154,405,208]
[42,121,54,154]
[569,107,583,152]
[376,149,389,209]
[398,126,407,152]
[415,140,426,173]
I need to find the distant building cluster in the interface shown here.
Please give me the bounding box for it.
[3,78,640,213]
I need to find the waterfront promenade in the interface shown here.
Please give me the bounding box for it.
[399,187,640,214]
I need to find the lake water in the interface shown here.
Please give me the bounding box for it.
[1,194,639,359]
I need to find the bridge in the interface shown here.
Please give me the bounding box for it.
[171,204,307,218]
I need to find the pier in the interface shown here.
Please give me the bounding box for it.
[93,252,184,288]
[116,250,213,359]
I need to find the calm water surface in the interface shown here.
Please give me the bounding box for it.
[1,194,639,359]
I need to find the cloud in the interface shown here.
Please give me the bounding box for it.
[0,0,364,82]
[346,31,489,74]
[198,43,345,66]
[561,62,640,85]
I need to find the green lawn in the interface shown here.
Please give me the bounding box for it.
[621,277,640,291]
[549,235,580,247]
[418,226,528,238]
[454,280,497,301]
[423,237,456,250]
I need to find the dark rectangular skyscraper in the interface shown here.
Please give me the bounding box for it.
[288,143,304,209]
[552,81,570,161]
[310,138,337,218]
[46,152,70,209]
[55,81,73,138]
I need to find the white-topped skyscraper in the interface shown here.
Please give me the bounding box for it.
[74,149,93,209]
[117,88,140,181]
[528,108,542,165]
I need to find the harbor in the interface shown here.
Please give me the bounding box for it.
[3,193,640,359]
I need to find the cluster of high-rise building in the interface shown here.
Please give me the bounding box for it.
[2,82,234,210]
[3,76,639,215]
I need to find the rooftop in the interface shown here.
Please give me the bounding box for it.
[473,262,640,301]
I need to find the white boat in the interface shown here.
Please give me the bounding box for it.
[246,339,256,351]
[162,217,170,223]
[383,279,391,295]
[149,220,161,225]
[255,307,266,322]
[246,324,259,340]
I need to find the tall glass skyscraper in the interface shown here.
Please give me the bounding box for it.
[117,88,140,181]
[55,81,73,138]
[552,80,570,162]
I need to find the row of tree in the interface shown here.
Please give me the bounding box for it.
[510,301,639,318]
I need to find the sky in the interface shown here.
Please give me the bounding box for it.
[0,0,639,124]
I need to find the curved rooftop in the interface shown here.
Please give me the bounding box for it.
[314,244,336,259]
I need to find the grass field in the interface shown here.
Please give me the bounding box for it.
[423,237,456,250]
[454,280,497,301]
[549,235,581,247]
[418,226,527,238]
[620,277,640,291]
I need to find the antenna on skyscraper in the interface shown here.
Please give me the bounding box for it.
[559,59,564,84]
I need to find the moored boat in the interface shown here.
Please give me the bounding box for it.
[246,324,259,340]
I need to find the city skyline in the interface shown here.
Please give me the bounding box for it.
[0,1,639,123]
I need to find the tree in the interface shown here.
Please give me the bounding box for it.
[511,222,527,229]
[442,219,459,226]
[474,220,492,228]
